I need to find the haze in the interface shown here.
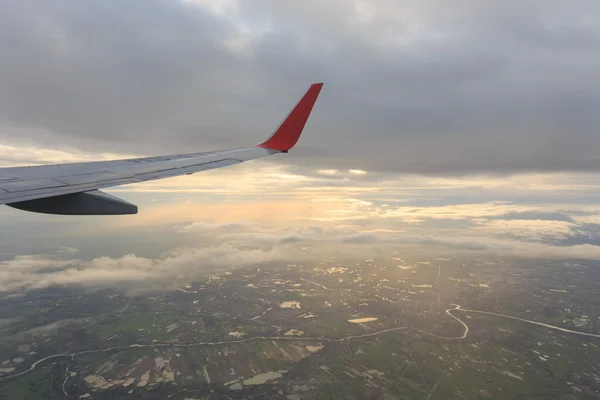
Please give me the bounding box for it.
[1,0,600,294]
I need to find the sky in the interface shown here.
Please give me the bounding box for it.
[1,0,600,296]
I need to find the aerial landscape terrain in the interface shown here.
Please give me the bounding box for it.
[2,0,600,399]
[1,254,599,399]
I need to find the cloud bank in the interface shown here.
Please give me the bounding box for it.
[2,2,600,295]
[4,180,600,296]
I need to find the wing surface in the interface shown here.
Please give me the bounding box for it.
[0,83,323,214]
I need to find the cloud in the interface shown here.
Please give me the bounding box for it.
[56,246,79,256]
[316,169,340,176]
[4,143,600,297]
[1,1,600,174]
[0,244,291,295]
[0,143,137,167]
[177,220,259,233]
[497,211,575,223]
[391,234,600,260]
[279,234,309,244]
[341,233,380,244]
[472,219,577,243]
[348,170,368,176]
[6,194,600,295]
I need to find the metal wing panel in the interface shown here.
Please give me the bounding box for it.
[0,178,67,193]
[0,147,275,205]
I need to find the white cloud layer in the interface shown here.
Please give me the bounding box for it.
[2,147,600,295]
[4,206,600,295]
[0,244,292,294]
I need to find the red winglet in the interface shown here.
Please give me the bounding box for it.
[257,83,323,152]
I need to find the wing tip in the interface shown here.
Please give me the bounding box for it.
[257,82,324,152]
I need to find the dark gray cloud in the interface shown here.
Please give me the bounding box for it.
[342,233,379,244]
[497,211,575,223]
[1,0,600,175]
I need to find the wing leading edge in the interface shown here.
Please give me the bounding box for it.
[0,83,323,215]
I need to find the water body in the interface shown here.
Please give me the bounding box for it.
[284,329,304,336]
[348,317,378,323]
[279,301,301,309]
[244,370,285,385]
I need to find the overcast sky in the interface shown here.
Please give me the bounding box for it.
[2,0,600,174]
[2,0,600,295]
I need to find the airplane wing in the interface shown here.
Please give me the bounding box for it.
[0,83,323,215]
